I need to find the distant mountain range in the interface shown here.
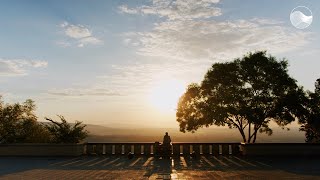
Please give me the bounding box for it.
[83,123,305,143]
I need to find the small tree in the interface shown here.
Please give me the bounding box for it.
[177,51,305,143]
[45,115,88,143]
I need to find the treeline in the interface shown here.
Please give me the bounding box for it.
[0,98,88,144]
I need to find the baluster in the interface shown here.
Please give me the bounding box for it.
[105,144,112,155]
[183,144,190,156]
[115,144,122,155]
[232,144,240,155]
[125,144,131,154]
[193,144,200,155]
[213,144,219,155]
[202,144,210,155]
[95,144,103,155]
[172,144,180,156]
[134,144,141,155]
[222,144,229,155]
[86,144,94,155]
[144,144,151,155]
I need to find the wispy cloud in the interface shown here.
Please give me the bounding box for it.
[119,0,221,20]
[59,21,103,47]
[120,0,312,62]
[47,88,121,97]
[0,59,48,77]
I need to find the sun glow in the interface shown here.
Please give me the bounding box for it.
[149,79,186,112]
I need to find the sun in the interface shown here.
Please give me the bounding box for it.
[149,79,186,112]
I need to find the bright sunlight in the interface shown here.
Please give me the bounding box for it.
[149,79,186,112]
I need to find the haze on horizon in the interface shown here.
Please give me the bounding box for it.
[0,0,319,131]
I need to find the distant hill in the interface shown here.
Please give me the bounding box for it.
[83,124,305,143]
[39,121,305,143]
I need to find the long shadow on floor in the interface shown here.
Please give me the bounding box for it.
[1,155,320,177]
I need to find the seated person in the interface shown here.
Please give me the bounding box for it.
[163,132,171,146]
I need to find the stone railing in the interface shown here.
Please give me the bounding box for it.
[85,142,241,156]
[240,143,320,156]
[0,143,84,156]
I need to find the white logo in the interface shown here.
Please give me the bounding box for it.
[290,6,313,29]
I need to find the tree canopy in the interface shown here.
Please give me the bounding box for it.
[300,78,320,143]
[177,51,305,143]
[0,96,88,144]
[45,115,88,143]
[0,97,50,143]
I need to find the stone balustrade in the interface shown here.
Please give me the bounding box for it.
[85,142,241,156]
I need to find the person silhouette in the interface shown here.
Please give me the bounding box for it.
[163,132,171,146]
[162,132,172,158]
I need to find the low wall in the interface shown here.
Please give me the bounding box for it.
[0,143,85,156]
[241,143,320,156]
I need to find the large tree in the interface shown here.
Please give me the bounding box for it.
[177,51,305,143]
[300,78,320,143]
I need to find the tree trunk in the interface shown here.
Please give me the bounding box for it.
[248,123,252,143]
[238,128,247,143]
[252,131,258,143]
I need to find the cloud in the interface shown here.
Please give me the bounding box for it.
[120,0,312,62]
[113,0,314,98]
[119,0,221,20]
[60,21,103,47]
[0,59,48,77]
[134,19,311,62]
[47,88,122,97]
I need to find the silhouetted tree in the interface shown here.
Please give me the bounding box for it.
[300,78,320,143]
[0,97,50,143]
[177,51,305,143]
[45,115,88,143]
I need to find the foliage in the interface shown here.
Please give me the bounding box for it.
[0,97,50,143]
[45,115,88,143]
[177,51,305,143]
[300,78,320,143]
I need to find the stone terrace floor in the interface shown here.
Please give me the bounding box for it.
[1,155,320,179]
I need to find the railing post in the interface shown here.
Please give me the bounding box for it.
[134,144,141,155]
[105,144,112,155]
[213,144,219,155]
[95,144,103,155]
[222,144,229,155]
[125,144,131,154]
[86,144,95,155]
[154,142,159,157]
[172,143,180,156]
[193,144,200,155]
[183,144,190,156]
[232,144,240,155]
[115,144,122,155]
[144,144,151,155]
[202,144,210,155]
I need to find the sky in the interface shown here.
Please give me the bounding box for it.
[0,0,320,128]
